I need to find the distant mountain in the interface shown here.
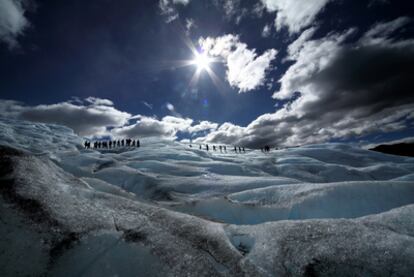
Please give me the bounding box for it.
[370,142,414,157]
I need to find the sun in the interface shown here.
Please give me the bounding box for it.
[193,52,211,71]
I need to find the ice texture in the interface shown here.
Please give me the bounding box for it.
[1,117,414,276]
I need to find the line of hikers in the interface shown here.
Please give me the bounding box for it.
[83,139,140,149]
[190,144,247,153]
[261,145,271,152]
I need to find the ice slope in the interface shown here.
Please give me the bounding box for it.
[1,118,414,276]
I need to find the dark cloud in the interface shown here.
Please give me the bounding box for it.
[195,18,414,148]
[0,98,220,140]
[0,98,131,137]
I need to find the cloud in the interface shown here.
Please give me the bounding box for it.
[159,0,190,23]
[216,0,247,24]
[185,18,196,34]
[188,120,218,134]
[85,97,114,106]
[141,101,153,110]
[261,0,332,34]
[262,24,272,37]
[194,18,414,148]
[112,115,193,139]
[165,102,182,117]
[199,34,277,92]
[359,17,411,46]
[0,98,131,137]
[0,98,220,140]
[166,102,174,111]
[0,0,30,48]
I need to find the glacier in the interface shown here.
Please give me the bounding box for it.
[1,117,414,276]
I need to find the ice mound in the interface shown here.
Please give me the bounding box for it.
[1,118,414,275]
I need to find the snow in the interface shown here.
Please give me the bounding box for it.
[1,117,414,276]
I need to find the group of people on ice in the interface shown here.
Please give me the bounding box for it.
[261,145,271,152]
[190,144,247,153]
[190,144,273,153]
[83,138,140,149]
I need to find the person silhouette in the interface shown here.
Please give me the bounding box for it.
[199,145,202,150]
[132,140,136,147]
[109,141,112,148]
[94,141,98,149]
[238,146,241,152]
[234,146,237,152]
[206,144,209,151]
[224,146,227,151]
[242,147,245,153]
[213,145,216,151]
[137,140,140,147]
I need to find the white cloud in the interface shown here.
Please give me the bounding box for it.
[85,97,114,106]
[261,0,332,34]
[0,0,29,48]
[261,24,272,37]
[141,101,153,110]
[112,115,193,139]
[159,0,190,23]
[199,34,277,92]
[275,27,354,100]
[185,18,196,34]
[188,120,218,134]
[166,102,174,111]
[193,18,414,148]
[359,17,411,46]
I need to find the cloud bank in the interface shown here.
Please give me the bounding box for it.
[195,18,414,148]
[0,98,219,140]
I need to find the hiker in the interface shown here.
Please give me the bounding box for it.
[213,145,216,151]
[98,141,102,148]
[121,139,124,147]
[234,146,237,152]
[242,147,245,153]
[206,144,209,151]
[219,145,222,152]
[109,141,112,148]
[224,146,227,151]
[93,141,98,149]
[137,140,140,147]
[132,140,136,147]
[238,146,241,152]
[199,145,202,150]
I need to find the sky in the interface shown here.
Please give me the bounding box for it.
[0,0,414,148]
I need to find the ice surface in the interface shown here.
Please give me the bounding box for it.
[1,118,414,276]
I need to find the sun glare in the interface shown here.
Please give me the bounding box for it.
[193,52,211,71]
